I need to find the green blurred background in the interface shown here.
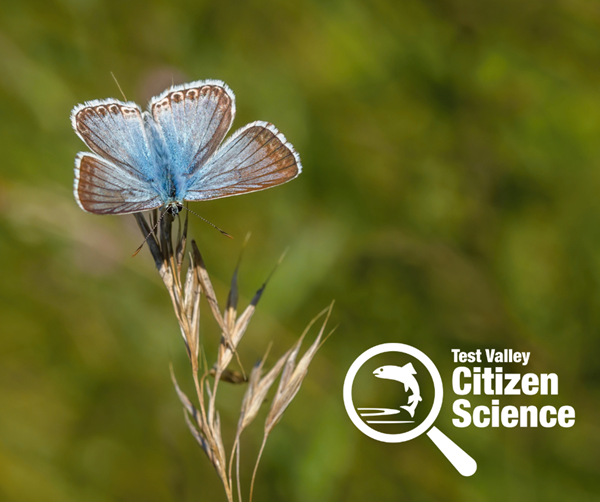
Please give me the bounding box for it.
[1,0,599,500]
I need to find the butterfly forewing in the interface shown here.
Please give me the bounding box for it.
[150,80,235,177]
[75,153,161,215]
[184,121,301,201]
[72,100,155,181]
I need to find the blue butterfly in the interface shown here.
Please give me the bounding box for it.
[71,80,302,215]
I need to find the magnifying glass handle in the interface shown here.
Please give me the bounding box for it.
[426,426,477,476]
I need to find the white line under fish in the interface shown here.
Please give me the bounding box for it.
[373,363,422,417]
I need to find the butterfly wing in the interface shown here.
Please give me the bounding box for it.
[183,121,302,201]
[149,80,235,177]
[71,99,162,214]
[74,153,161,214]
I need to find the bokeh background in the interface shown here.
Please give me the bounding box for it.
[1,0,599,501]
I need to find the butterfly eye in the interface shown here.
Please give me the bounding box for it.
[166,203,183,215]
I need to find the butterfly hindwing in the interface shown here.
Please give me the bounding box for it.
[74,153,161,215]
[150,80,236,177]
[184,121,301,201]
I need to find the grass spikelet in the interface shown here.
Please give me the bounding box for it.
[135,212,333,502]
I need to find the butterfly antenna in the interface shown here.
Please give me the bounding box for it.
[111,71,128,101]
[180,205,233,239]
[132,208,169,257]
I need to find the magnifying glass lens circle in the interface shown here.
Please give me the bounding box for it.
[343,343,444,443]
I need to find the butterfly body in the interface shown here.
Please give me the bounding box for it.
[71,80,301,215]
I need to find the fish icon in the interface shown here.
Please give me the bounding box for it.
[373,363,422,417]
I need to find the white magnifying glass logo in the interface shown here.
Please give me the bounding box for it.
[343,343,477,477]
